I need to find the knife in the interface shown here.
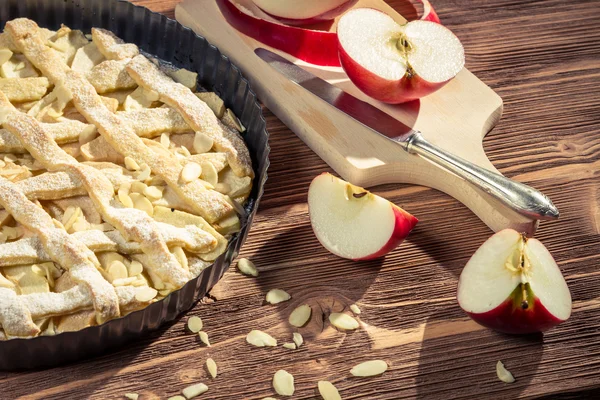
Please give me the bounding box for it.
[255,47,559,221]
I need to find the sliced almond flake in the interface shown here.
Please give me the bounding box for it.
[78,124,98,144]
[350,304,361,315]
[237,258,258,277]
[318,381,342,400]
[198,331,211,347]
[107,260,128,281]
[118,191,133,208]
[206,358,217,379]
[292,332,303,348]
[172,246,189,271]
[265,289,291,305]
[329,313,359,331]
[496,361,515,383]
[350,360,388,377]
[180,162,202,183]
[187,316,203,333]
[111,277,138,286]
[167,396,186,400]
[90,222,113,231]
[282,342,296,350]
[289,304,312,328]
[124,156,140,171]
[273,370,294,397]
[143,185,164,201]
[200,161,218,187]
[193,131,214,154]
[136,163,151,181]
[130,181,148,194]
[124,394,139,400]
[130,193,154,216]
[246,329,277,347]
[161,132,171,148]
[182,383,208,399]
[135,286,158,302]
[128,260,144,276]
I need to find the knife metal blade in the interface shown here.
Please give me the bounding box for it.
[255,47,559,221]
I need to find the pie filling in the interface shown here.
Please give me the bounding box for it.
[0,18,254,339]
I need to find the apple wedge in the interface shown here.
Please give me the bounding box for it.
[337,8,464,103]
[308,173,418,260]
[252,0,357,26]
[457,229,572,334]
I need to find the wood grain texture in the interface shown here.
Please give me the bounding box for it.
[1,0,600,399]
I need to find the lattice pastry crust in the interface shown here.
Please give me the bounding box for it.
[0,19,253,339]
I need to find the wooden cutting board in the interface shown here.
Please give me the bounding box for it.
[175,0,539,234]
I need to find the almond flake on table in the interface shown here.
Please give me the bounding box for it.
[282,342,296,350]
[237,258,258,277]
[329,313,359,331]
[292,332,303,347]
[350,304,361,315]
[246,329,277,347]
[182,382,208,399]
[318,381,342,400]
[350,360,388,377]
[124,394,139,400]
[496,361,515,383]
[289,304,312,327]
[168,396,186,400]
[265,288,291,304]
[187,316,203,333]
[206,358,217,378]
[199,331,211,346]
[273,369,295,396]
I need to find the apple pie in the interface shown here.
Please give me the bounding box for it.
[0,18,254,339]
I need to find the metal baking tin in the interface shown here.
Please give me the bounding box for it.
[0,0,270,370]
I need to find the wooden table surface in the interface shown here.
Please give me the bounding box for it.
[2,0,600,399]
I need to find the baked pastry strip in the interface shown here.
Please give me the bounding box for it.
[0,106,190,153]
[126,55,254,178]
[6,19,234,223]
[0,176,120,335]
[91,28,139,61]
[0,223,216,268]
[3,110,192,288]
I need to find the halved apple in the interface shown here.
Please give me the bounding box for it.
[337,8,464,103]
[457,229,572,334]
[252,0,357,26]
[308,173,418,260]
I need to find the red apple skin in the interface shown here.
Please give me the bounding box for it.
[354,204,418,261]
[338,42,450,104]
[259,0,358,26]
[465,296,565,334]
[220,0,341,66]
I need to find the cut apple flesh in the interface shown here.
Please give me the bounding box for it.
[337,8,464,103]
[458,229,571,334]
[308,173,417,260]
[339,10,463,83]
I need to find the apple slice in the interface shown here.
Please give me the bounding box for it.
[308,173,418,260]
[337,8,464,103]
[252,0,357,26]
[221,0,341,66]
[457,229,572,334]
